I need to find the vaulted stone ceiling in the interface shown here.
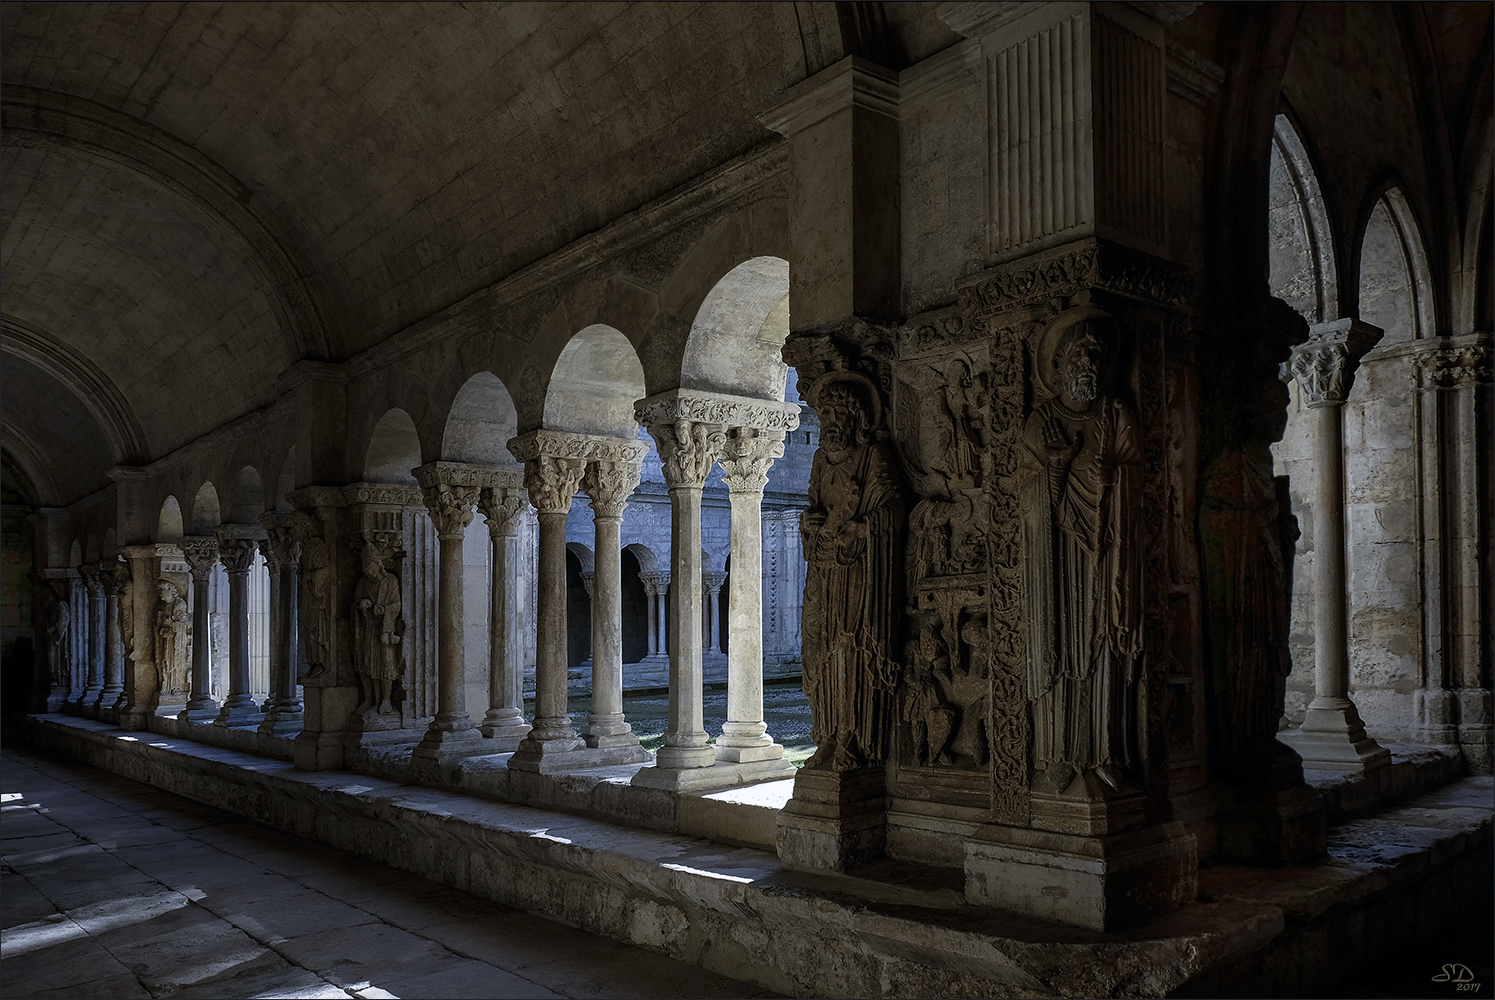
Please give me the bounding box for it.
[1,1,965,495]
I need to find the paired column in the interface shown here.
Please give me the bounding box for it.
[507,434,589,771]
[715,426,795,778]
[66,574,86,709]
[1282,318,1391,773]
[578,447,649,763]
[258,515,304,734]
[97,562,126,719]
[178,536,221,721]
[411,464,484,767]
[477,473,532,748]
[703,572,725,655]
[215,528,264,725]
[78,564,105,715]
[638,572,668,658]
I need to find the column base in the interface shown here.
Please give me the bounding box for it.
[44,694,68,712]
[1280,698,1391,773]
[293,730,345,771]
[258,706,305,736]
[178,699,221,723]
[1456,687,1493,774]
[507,716,590,773]
[408,725,491,783]
[80,688,104,718]
[715,737,789,764]
[692,755,798,790]
[119,708,152,732]
[964,820,1197,932]
[214,699,262,726]
[775,766,887,872]
[478,709,532,749]
[630,757,769,791]
[1209,738,1326,865]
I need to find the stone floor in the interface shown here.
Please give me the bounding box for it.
[0,744,780,1000]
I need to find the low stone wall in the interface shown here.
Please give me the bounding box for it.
[21,714,1493,1000]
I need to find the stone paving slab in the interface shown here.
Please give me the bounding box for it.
[16,715,1494,999]
[0,740,780,1000]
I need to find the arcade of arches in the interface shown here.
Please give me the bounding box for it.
[1,3,1491,997]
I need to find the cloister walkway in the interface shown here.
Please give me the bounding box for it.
[0,743,777,1000]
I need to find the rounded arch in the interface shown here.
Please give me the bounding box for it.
[442,371,519,465]
[543,325,646,438]
[68,539,82,568]
[1267,112,1339,323]
[623,542,659,575]
[157,496,184,543]
[189,481,221,535]
[83,532,100,564]
[230,466,263,524]
[566,542,595,574]
[1357,183,1437,343]
[363,409,421,485]
[680,256,791,401]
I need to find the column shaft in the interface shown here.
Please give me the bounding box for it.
[101,570,124,713]
[1312,402,1348,702]
[480,512,530,743]
[656,581,668,657]
[719,489,770,752]
[181,543,220,720]
[659,485,711,768]
[534,510,572,734]
[437,530,468,722]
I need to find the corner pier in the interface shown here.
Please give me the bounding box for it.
[21,714,1492,1000]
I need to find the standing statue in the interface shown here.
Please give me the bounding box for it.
[39,579,68,691]
[155,580,191,696]
[1020,311,1144,796]
[352,540,404,715]
[800,375,906,770]
[293,512,331,679]
[903,621,955,766]
[1199,377,1296,757]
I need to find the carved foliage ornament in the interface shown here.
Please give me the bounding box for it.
[961,240,1190,317]
[217,537,259,575]
[583,459,643,518]
[1414,344,1492,389]
[178,537,220,578]
[477,488,527,537]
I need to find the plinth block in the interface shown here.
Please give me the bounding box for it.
[776,766,887,872]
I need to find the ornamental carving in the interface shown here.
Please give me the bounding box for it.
[634,389,800,435]
[522,455,586,515]
[1284,320,1382,406]
[960,239,1190,317]
[1018,308,1144,798]
[718,427,786,494]
[647,419,725,489]
[260,520,302,571]
[156,580,191,696]
[420,483,478,537]
[582,458,642,519]
[344,483,426,507]
[478,488,527,538]
[1413,343,1492,389]
[796,361,909,771]
[217,537,259,575]
[178,537,220,579]
[352,536,404,718]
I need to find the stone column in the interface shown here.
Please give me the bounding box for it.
[714,426,797,780]
[97,562,126,720]
[178,536,221,722]
[507,434,589,772]
[632,391,739,790]
[78,564,105,715]
[215,529,264,725]
[703,572,725,655]
[578,449,650,764]
[1282,318,1390,773]
[67,574,87,709]
[655,573,670,657]
[410,465,485,771]
[117,546,162,729]
[639,574,660,656]
[477,474,532,748]
[258,515,304,734]
[1450,341,1493,772]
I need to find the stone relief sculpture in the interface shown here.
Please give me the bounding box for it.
[1019,309,1144,796]
[801,375,906,770]
[293,511,332,680]
[1199,378,1296,757]
[904,619,955,765]
[155,580,191,696]
[352,538,404,717]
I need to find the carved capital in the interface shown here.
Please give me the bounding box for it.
[97,562,123,597]
[178,536,220,579]
[582,458,642,519]
[77,563,102,595]
[217,537,259,575]
[419,483,478,538]
[647,419,725,489]
[702,570,726,593]
[477,487,527,538]
[580,571,595,599]
[1285,318,1383,406]
[523,457,586,515]
[259,515,302,571]
[719,426,786,494]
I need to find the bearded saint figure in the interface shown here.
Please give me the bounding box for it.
[800,377,906,770]
[156,581,191,696]
[352,541,404,715]
[1021,313,1144,797]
